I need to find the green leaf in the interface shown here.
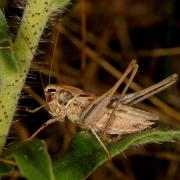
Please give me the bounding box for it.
[8,139,55,180]
[55,130,180,180]
[0,161,13,176]
[0,9,19,74]
[51,0,70,10]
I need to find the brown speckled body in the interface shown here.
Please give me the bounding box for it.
[41,68,177,142]
[44,84,159,140]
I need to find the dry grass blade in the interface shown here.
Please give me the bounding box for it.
[60,26,180,122]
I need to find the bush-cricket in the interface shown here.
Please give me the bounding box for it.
[28,60,178,159]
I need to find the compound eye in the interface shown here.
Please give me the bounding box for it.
[47,88,57,93]
[58,90,74,106]
[45,88,57,102]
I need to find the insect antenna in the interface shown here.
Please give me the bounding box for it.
[80,0,87,70]
[0,46,11,49]
[39,71,51,112]
[20,32,49,112]
[48,15,62,85]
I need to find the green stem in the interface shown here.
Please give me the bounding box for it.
[0,0,70,154]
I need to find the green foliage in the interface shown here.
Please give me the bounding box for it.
[54,130,180,180]
[0,1,179,179]
[8,139,55,180]
[0,0,70,154]
[0,10,20,153]
[4,130,180,180]
[0,10,19,74]
[0,161,13,176]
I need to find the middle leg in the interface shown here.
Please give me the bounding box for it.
[28,117,59,140]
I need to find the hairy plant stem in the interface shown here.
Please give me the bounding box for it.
[0,0,70,153]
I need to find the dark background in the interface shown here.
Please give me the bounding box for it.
[2,0,180,179]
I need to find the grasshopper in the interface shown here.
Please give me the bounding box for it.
[29,60,178,159]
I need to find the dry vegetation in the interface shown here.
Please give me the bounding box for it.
[5,0,180,179]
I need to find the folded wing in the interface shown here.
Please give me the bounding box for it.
[94,104,158,135]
